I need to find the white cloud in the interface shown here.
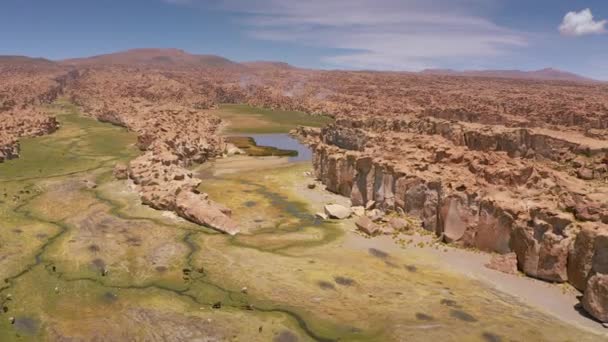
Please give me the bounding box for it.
[559,8,607,36]
[167,0,527,70]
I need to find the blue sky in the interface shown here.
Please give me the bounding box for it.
[1,0,607,79]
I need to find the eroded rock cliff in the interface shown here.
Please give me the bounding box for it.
[293,116,608,322]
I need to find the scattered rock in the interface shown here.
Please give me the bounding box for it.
[355,216,380,236]
[388,217,409,231]
[307,183,316,189]
[113,163,129,180]
[351,206,365,217]
[365,200,376,210]
[315,212,328,220]
[324,204,351,219]
[366,209,384,222]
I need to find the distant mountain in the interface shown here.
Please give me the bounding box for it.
[61,48,241,69]
[242,61,296,70]
[1,48,599,83]
[0,56,56,66]
[420,68,597,83]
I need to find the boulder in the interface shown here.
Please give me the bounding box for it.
[315,212,329,220]
[592,234,608,275]
[582,274,608,323]
[388,217,409,231]
[175,191,239,235]
[324,204,351,219]
[485,253,518,275]
[113,163,129,180]
[366,209,384,222]
[355,216,380,236]
[537,232,571,282]
[577,168,594,180]
[568,226,601,291]
[511,223,571,282]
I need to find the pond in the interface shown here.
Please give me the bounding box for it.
[245,133,312,162]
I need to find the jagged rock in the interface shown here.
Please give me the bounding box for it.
[355,216,380,236]
[175,191,239,235]
[324,204,351,219]
[485,253,518,275]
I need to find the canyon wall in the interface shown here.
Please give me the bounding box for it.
[294,117,608,322]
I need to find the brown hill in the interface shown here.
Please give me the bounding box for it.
[61,48,240,69]
[420,67,596,83]
[0,56,56,67]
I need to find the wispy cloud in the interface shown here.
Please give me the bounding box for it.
[559,8,607,37]
[166,0,528,70]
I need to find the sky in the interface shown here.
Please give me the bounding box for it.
[0,0,607,79]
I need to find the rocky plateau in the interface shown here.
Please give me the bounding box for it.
[1,49,608,323]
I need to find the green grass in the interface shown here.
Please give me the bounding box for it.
[0,103,138,182]
[215,104,333,134]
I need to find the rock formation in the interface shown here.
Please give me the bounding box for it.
[292,114,608,322]
[0,61,64,162]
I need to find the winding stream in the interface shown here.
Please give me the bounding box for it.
[0,103,605,341]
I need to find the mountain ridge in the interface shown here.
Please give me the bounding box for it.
[0,48,599,82]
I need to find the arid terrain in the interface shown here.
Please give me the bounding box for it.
[1,48,608,341]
